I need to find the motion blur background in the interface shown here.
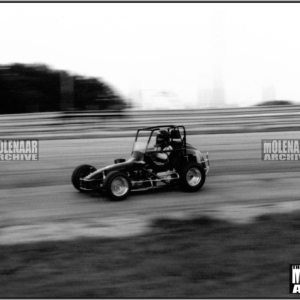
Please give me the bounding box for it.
[2,2,300,111]
[1,2,300,137]
[1,2,300,298]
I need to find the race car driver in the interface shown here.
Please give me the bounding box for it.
[152,130,173,167]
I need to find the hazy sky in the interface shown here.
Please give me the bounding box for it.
[1,3,300,108]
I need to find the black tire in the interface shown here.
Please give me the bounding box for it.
[71,164,96,191]
[179,162,206,192]
[104,171,131,201]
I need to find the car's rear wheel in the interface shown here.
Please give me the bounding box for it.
[179,162,206,192]
[71,164,96,191]
[104,171,132,201]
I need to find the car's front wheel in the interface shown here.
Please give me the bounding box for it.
[104,171,132,201]
[71,164,96,191]
[179,162,206,192]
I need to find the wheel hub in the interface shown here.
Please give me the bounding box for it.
[186,168,201,186]
[111,177,129,196]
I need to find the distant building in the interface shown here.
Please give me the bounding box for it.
[210,8,226,108]
[137,89,185,110]
[198,88,213,108]
[198,86,226,108]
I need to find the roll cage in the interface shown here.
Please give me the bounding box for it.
[133,125,187,157]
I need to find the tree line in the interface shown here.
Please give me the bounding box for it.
[0,63,127,114]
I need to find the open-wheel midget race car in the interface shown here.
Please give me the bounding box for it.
[71,125,209,201]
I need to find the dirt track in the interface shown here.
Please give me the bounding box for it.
[1,131,300,244]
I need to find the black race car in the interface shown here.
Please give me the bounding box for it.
[71,125,209,200]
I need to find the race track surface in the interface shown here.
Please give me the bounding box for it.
[1,131,300,244]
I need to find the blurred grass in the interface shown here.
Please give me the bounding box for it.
[1,213,300,298]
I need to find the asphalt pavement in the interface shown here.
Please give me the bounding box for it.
[1,131,300,244]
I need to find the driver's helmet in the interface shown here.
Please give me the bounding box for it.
[155,130,169,147]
